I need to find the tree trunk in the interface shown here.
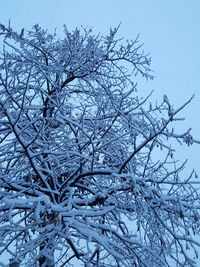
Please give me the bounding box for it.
[38,241,55,267]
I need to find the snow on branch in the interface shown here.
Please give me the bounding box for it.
[0,23,199,267]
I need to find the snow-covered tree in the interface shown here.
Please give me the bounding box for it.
[0,23,200,266]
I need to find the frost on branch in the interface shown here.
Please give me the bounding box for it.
[0,24,200,267]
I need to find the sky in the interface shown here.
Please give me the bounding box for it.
[0,0,200,264]
[0,1,199,168]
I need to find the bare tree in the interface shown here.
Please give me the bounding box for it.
[0,23,200,267]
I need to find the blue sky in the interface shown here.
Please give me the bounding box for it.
[1,0,200,170]
[0,0,200,264]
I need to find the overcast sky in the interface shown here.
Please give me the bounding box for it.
[1,0,200,171]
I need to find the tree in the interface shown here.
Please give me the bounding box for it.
[0,23,200,267]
